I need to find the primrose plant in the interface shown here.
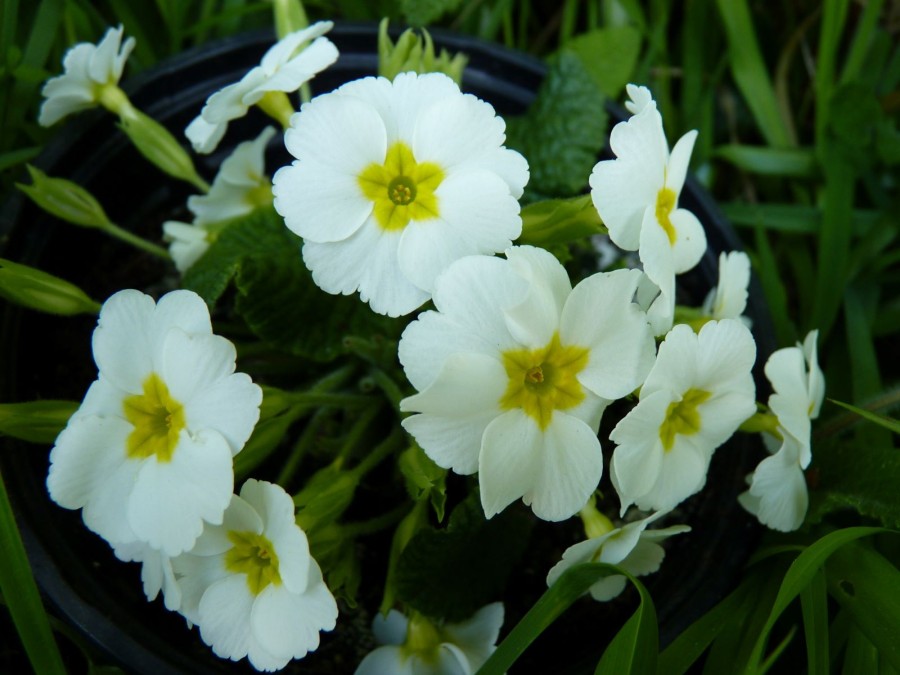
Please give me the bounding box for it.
[6,5,829,674]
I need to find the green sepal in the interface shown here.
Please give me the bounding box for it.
[16,165,112,229]
[0,258,101,316]
[399,443,447,521]
[294,463,360,533]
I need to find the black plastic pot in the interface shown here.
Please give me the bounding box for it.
[0,22,775,675]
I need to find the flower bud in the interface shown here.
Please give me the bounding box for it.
[0,258,101,316]
[17,165,112,229]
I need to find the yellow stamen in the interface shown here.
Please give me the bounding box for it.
[659,388,711,451]
[655,187,677,245]
[123,373,185,462]
[225,530,282,595]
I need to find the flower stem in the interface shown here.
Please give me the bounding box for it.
[341,503,408,538]
[275,409,327,487]
[101,221,171,259]
[350,426,405,479]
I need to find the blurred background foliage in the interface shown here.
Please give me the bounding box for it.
[1,0,898,672]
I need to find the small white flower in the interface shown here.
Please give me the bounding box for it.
[186,22,339,153]
[739,330,825,531]
[399,245,655,521]
[702,251,751,324]
[355,604,504,675]
[610,319,757,514]
[39,25,135,127]
[46,289,262,555]
[163,126,276,272]
[173,480,338,672]
[590,84,707,334]
[273,71,529,317]
[546,510,690,601]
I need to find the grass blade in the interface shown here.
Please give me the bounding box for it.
[800,569,830,675]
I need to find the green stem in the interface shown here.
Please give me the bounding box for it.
[350,426,405,479]
[101,221,171,259]
[336,403,381,465]
[275,410,327,487]
[369,367,406,411]
[341,503,408,538]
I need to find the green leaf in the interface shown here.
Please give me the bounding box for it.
[595,570,657,675]
[0,400,78,444]
[307,523,362,606]
[723,202,878,236]
[825,542,900,671]
[827,399,900,435]
[396,494,531,622]
[400,0,462,26]
[563,25,641,98]
[183,207,397,361]
[0,258,101,316]
[0,468,66,675]
[233,386,304,480]
[714,145,816,178]
[800,569,829,675]
[808,438,900,528]
[477,562,653,675]
[842,624,879,675]
[506,50,607,199]
[518,194,607,249]
[745,527,887,672]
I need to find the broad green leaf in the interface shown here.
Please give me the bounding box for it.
[0,400,78,444]
[827,399,900,435]
[745,527,886,672]
[815,0,851,145]
[563,25,641,98]
[477,563,653,675]
[0,258,101,316]
[800,569,829,675]
[506,49,607,199]
[826,542,900,671]
[842,625,879,675]
[0,468,66,675]
[808,438,900,528]
[396,494,531,622]
[380,499,429,615]
[518,195,607,248]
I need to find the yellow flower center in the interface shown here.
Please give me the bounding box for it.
[659,388,711,451]
[225,530,282,595]
[500,333,589,430]
[655,187,677,245]
[123,373,185,462]
[358,141,444,231]
[401,613,442,665]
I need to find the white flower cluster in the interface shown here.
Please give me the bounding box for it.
[47,290,337,671]
[39,19,829,674]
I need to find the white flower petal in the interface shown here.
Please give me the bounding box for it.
[479,410,543,519]
[81,452,142,544]
[250,36,338,98]
[198,575,254,661]
[664,129,697,197]
[503,245,571,347]
[356,646,416,675]
[743,438,808,532]
[529,413,604,521]
[127,429,233,555]
[373,610,409,645]
[185,115,228,154]
[635,436,710,512]
[440,602,504,670]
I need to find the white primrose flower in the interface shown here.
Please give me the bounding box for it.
[399,246,655,521]
[546,511,690,601]
[186,22,339,153]
[163,126,277,272]
[739,330,825,532]
[610,319,757,514]
[590,84,707,334]
[702,251,751,325]
[173,480,338,672]
[355,603,504,675]
[46,289,262,555]
[39,25,135,127]
[272,71,530,317]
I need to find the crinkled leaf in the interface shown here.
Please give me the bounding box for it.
[808,437,900,528]
[0,400,79,444]
[826,542,900,672]
[518,194,607,248]
[395,493,531,622]
[506,50,608,199]
[563,25,641,98]
[183,206,399,361]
